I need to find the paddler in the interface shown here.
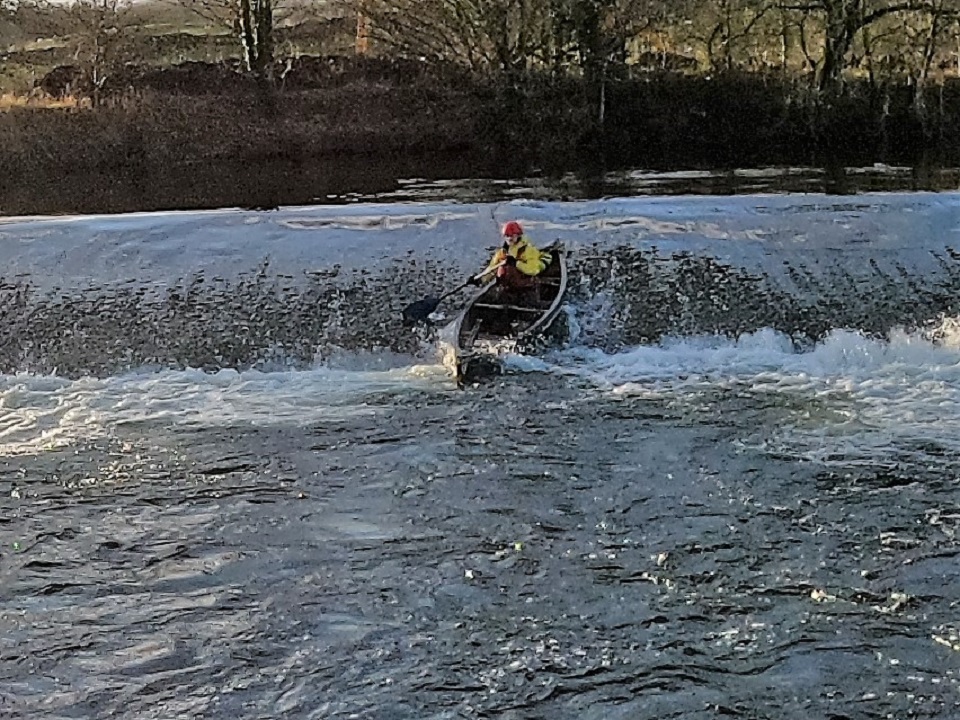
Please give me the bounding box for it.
[471,221,552,301]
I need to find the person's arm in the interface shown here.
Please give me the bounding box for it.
[476,247,507,284]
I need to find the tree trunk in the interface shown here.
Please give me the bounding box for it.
[238,0,255,72]
[238,0,273,79]
[255,0,272,77]
[356,1,369,56]
[818,2,857,93]
[816,0,917,95]
[780,9,788,72]
[915,4,944,131]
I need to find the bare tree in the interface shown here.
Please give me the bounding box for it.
[70,0,129,102]
[333,0,553,74]
[867,0,955,113]
[155,0,960,94]
[9,0,136,103]
[914,0,951,87]
[680,0,779,71]
[172,0,278,76]
[336,0,653,78]
[779,0,946,92]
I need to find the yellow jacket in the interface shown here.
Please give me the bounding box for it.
[480,236,551,282]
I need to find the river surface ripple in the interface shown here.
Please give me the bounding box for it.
[2,371,958,719]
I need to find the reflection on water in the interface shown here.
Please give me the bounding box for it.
[4,157,960,216]
[369,162,960,205]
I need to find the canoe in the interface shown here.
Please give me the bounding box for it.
[448,245,568,387]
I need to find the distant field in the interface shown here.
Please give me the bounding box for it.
[0,91,85,109]
[0,13,355,95]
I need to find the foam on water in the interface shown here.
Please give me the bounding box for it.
[506,318,960,469]
[0,354,453,457]
[2,191,958,290]
[5,189,960,468]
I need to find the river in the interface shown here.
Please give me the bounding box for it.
[2,164,960,719]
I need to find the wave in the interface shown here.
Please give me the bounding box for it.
[505,319,960,471]
[3,193,960,376]
[5,319,960,474]
[0,355,451,457]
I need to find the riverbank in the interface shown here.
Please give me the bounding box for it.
[4,64,960,215]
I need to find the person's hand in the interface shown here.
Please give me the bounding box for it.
[504,254,517,267]
[467,274,483,286]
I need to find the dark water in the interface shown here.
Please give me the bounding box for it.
[4,158,960,217]
[3,374,959,718]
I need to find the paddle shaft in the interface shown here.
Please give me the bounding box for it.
[402,261,508,324]
[439,260,506,301]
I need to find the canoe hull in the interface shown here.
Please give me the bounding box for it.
[449,246,568,387]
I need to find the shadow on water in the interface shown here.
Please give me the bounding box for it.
[4,153,960,216]
[3,153,495,217]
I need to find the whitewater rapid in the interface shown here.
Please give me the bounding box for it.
[2,189,960,472]
[2,318,960,482]
[505,319,960,469]
[5,183,960,720]
[2,190,960,376]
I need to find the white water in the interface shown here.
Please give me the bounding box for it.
[5,319,960,472]
[505,318,960,469]
[5,189,960,472]
[2,191,960,292]
[0,358,453,458]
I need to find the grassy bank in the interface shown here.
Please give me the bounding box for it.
[4,62,960,214]
[0,83,478,174]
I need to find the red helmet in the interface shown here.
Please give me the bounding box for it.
[502,220,523,238]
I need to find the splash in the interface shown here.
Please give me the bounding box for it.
[0,352,453,458]
[504,322,960,471]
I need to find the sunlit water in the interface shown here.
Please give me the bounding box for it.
[3,171,960,719]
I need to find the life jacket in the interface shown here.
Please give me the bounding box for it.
[487,235,551,277]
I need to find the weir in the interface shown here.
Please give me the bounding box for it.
[2,192,960,376]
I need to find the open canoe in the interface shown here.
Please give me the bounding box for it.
[449,246,568,387]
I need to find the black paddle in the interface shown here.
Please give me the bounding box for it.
[401,262,506,325]
[402,275,481,325]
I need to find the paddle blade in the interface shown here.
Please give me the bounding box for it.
[402,296,441,325]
